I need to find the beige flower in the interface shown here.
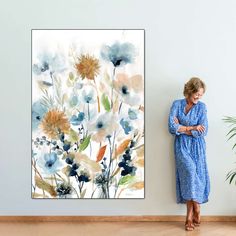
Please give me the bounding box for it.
[40,109,70,139]
[75,54,100,80]
[113,73,143,106]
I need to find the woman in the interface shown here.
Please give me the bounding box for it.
[168,77,210,231]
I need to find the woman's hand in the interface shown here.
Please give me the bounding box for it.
[185,130,192,136]
[194,125,205,133]
[174,117,179,124]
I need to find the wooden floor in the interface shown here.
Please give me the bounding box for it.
[0,222,235,236]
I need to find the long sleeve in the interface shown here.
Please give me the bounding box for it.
[168,101,183,136]
[191,103,208,138]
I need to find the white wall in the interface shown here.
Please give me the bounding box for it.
[0,0,235,215]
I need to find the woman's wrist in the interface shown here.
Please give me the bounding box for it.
[185,126,194,132]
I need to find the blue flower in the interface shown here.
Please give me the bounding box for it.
[121,165,137,176]
[77,171,90,182]
[128,108,138,120]
[101,42,136,67]
[69,94,79,107]
[70,112,85,126]
[81,88,96,104]
[88,112,118,142]
[63,141,71,152]
[38,152,63,175]
[32,100,47,130]
[120,118,133,135]
[32,51,66,75]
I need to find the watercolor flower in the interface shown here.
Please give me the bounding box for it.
[70,112,85,126]
[119,107,143,135]
[113,73,143,106]
[37,152,63,175]
[69,93,79,107]
[101,42,136,67]
[128,108,139,120]
[88,112,119,142]
[32,100,48,130]
[81,87,97,104]
[77,170,91,183]
[120,118,133,135]
[75,54,100,80]
[118,141,137,176]
[56,182,73,198]
[40,109,70,139]
[119,161,137,176]
[95,172,108,187]
[33,51,66,75]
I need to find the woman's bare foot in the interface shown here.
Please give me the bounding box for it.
[192,200,201,226]
[185,220,195,231]
[185,201,195,231]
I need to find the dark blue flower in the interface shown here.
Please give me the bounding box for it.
[56,183,72,197]
[123,153,131,161]
[130,140,135,148]
[121,165,136,176]
[69,168,77,177]
[65,157,73,165]
[72,163,79,170]
[63,142,71,152]
[101,42,136,67]
[118,161,126,168]
[94,173,108,186]
[78,174,90,182]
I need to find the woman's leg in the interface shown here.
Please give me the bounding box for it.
[185,200,195,231]
[192,200,201,226]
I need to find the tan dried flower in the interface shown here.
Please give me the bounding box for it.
[75,54,100,80]
[40,109,70,139]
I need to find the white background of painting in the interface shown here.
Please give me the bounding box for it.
[0,0,236,215]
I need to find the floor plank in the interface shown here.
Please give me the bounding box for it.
[0,222,236,236]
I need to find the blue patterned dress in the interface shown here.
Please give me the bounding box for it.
[168,98,210,204]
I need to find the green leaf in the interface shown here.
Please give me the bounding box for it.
[69,129,79,143]
[226,127,236,136]
[79,135,91,152]
[232,143,236,151]
[69,72,74,81]
[101,93,111,111]
[229,172,236,184]
[118,175,135,186]
[227,132,236,141]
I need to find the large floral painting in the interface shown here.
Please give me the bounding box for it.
[32,30,144,198]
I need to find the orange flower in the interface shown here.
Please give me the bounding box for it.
[40,109,70,139]
[75,54,100,80]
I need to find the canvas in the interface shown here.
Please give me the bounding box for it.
[31,29,144,199]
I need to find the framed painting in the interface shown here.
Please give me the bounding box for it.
[31,29,145,198]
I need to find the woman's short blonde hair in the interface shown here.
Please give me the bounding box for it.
[183,77,206,97]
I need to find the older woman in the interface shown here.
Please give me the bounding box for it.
[168,77,210,231]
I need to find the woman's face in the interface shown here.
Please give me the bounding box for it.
[189,88,204,104]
